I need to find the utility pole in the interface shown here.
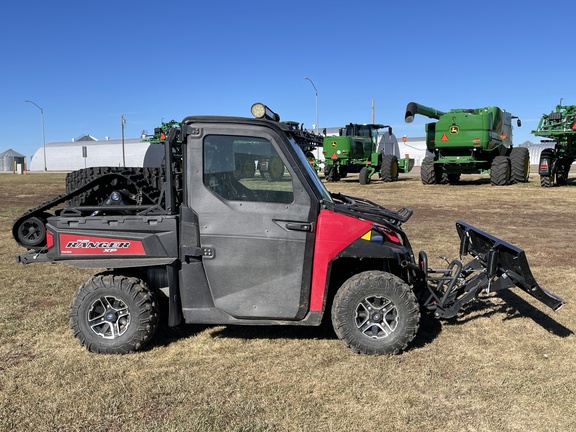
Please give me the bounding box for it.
[304,77,319,134]
[25,100,47,171]
[121,115,126,167]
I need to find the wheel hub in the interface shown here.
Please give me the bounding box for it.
[355,295,398,339]
[105,310,118,322]
[87,295,130,339]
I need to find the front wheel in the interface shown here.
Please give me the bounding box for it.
[69,273,159,354]
[359,167,371,184]
[490,156,511,186]
[331,271,420,355]
[421,157,439,184]
[510,147,530,183]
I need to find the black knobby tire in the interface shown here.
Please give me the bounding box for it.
[556,160,572,186]
[381,155,399,182]
[447,173,461,184]
[421,157,438,184]
[234,156,256,180]
[490,156,511,186]
[539,148,555,187]
[510,147,530,183]
[324,165,340,182]
[262,156,284,182]
[69,273,159,354]
[359,167,371,185]
[66,167,166,207]
[540,175,552,187]
[331,271,420,355]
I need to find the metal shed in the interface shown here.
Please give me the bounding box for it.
[0,149,26,172]
[29,137,164,171]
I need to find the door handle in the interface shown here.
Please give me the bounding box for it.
[285,222,313,232]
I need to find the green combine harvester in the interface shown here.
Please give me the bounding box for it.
[405,102,529,185]
[322,123,413,184]
[532,100,576,187]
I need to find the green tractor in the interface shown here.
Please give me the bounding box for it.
[405,102,529,186]
[532,100,576,187]
[322,123,413,184]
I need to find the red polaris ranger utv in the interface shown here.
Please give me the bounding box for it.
[13,103,564,355]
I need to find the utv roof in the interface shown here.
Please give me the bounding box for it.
[181,115,292,132]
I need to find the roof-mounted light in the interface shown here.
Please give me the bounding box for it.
[251,103,280,121]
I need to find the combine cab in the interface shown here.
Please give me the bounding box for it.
[532,101,576,187]
[405,102,528,185]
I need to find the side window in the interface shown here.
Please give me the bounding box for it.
[203,135,294,203]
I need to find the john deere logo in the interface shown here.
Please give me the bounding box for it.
[331,141,337,147]
[450,125,459,134]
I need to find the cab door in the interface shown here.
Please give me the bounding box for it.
[186,124,317,320]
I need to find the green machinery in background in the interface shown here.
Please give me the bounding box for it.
[322,123,414,184]
[405,102,529,186]
[532,100,576,187]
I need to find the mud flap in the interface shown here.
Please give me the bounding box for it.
[456,221,565,311]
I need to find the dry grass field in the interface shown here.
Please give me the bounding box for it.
[1,171,575,432]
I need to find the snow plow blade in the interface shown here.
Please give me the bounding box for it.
[456,221,565,311]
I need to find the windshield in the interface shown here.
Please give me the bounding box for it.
[287,137,332,203]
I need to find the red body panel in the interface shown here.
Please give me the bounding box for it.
[309,210,373,311]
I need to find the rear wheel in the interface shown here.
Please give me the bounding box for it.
[69,273,159,354]
[331,271,420,355]
[490,156,511,186]
[556,160,572,186]
[510,147,530,183]
[381,155,399,182]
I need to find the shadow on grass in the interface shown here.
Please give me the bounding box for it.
[147,288,572,353]
[208,320,338,342]
[497,289,573,337]
[148,315,339,351]
[440,291,573,338]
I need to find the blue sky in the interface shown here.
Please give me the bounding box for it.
[2,0,575,159]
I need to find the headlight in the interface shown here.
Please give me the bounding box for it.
[251,103,280,121]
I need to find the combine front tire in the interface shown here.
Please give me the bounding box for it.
[69,274,159,354]
[331,271,420,355]
[381,155,399,182]
[510,147,530,183]
[490,156,511,186]
[421,157,438,184]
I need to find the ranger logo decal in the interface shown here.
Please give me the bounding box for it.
[59,233,145,255]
